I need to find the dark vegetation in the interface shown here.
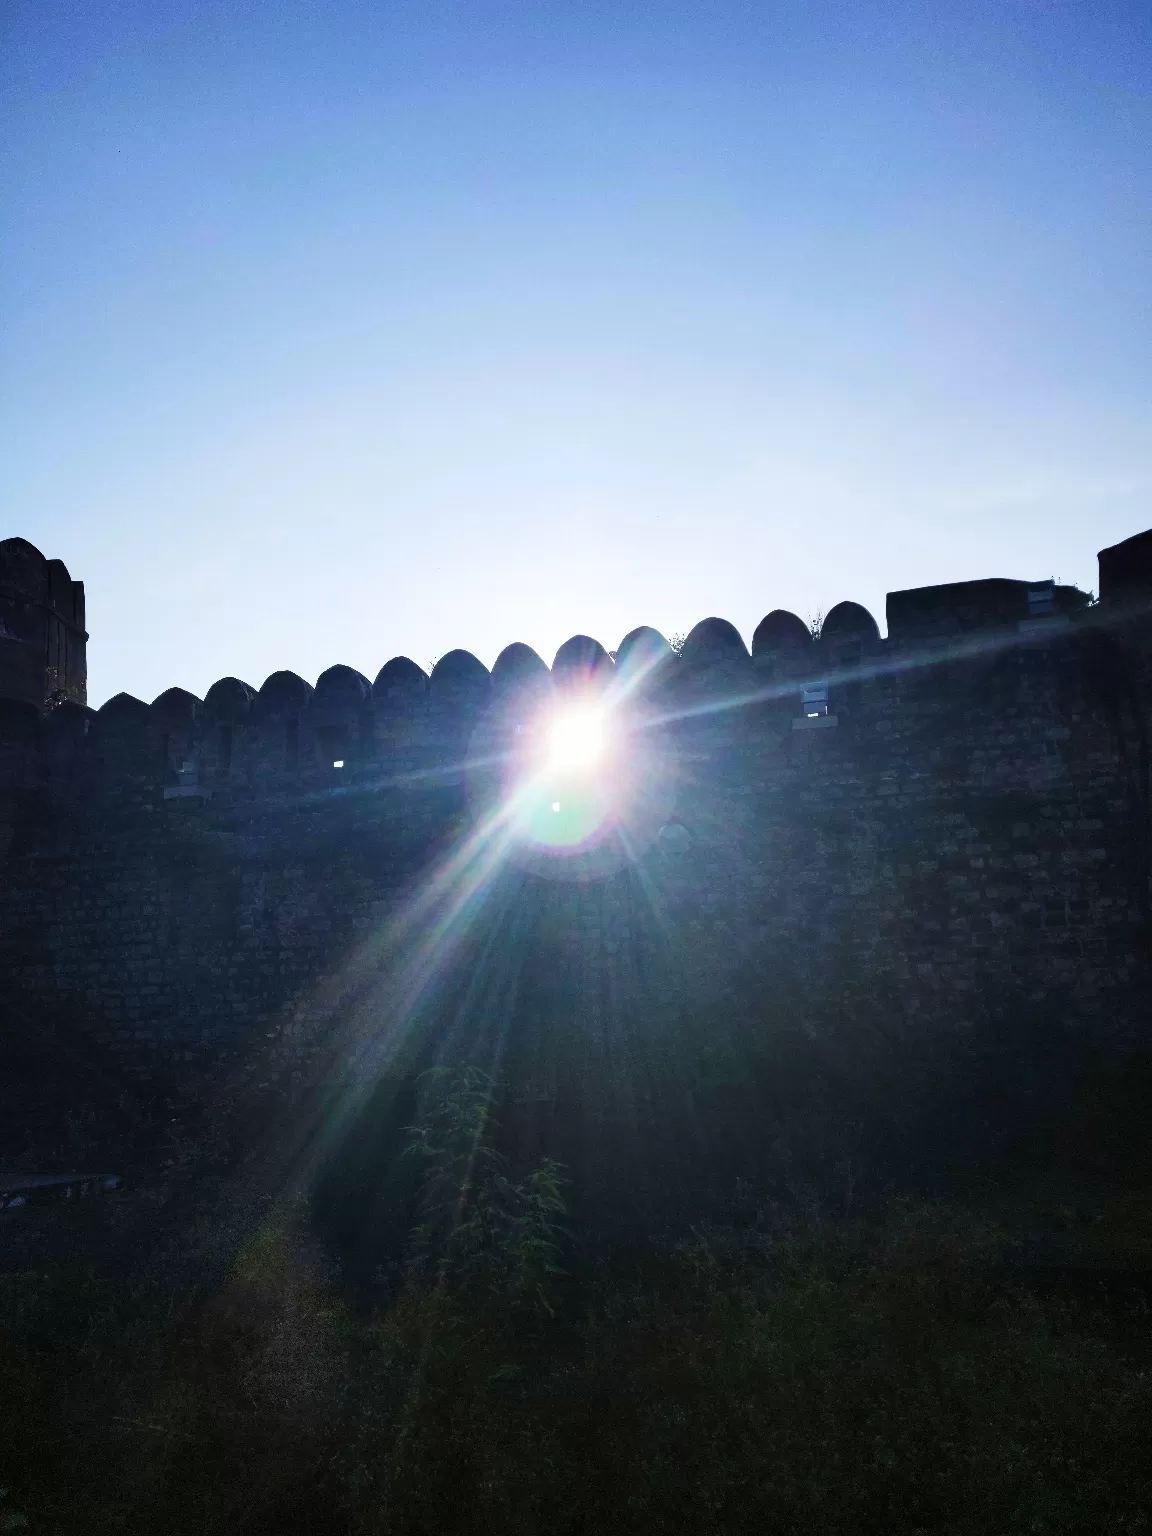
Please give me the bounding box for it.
[3,989,1152,1534]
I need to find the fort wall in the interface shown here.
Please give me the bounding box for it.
[0,531,1150,1142]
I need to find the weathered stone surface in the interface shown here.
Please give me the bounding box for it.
[0,538,87,709]
[0,530,1149,1117]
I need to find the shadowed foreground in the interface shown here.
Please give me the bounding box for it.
[4,1058,1152,1535]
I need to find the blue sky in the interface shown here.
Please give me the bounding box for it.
[2,0,1149,705]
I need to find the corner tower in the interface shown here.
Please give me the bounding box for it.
[0,538,88,709]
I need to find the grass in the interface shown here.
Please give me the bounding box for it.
[3,1173,1152,1535]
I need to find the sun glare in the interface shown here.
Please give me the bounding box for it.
[546,707,607,771]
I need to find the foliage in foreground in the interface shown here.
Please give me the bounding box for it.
[3,1202,1152,1530]
[400,1065,568,1314]
[4,1069,1152,1533]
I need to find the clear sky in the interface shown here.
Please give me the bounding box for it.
[2,0,1149,706]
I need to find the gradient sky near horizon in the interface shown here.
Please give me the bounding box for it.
[2,0,1149,706]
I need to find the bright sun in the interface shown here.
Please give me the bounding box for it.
[546,707,607,771]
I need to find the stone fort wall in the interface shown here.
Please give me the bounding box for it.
[1,529,1151,1135]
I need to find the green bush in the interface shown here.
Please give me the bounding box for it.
[402,1066,569,1313]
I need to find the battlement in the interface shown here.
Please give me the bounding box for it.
[0,538,87,713]
[1,523,1151,1116]
[0,531,1146,805]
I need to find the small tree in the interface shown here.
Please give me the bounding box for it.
[403,1066,568,1313]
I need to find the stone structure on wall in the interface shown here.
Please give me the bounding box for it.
[1,528,1150,1183]
[0,538,87,713]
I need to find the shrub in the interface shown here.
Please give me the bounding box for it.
[402,1065,568,1313]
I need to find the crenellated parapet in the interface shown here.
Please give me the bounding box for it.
[0,530,1150,811]
[3,525,1152,1089]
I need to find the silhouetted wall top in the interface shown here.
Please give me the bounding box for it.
[204,678,257,721]
[97,693,150,730]
[0,537,87,709]
[373,657,428,706]
[888,579,1028,643]
[887,578,1088,644]
[552,635,612,685]
[821,601,880,654]
[0,538,51,597]
[314,665,372,710]
[256,671,314,717]
[491,643,550,697]
[150,688,203,728]
[680,617,749,669]
[1099,529,1152,612]
[2,525,1146,737]
[615,626,673,683]
[752,609,812,659]
[429,650,490,712]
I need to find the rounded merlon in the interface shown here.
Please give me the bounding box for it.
[752,609,812,658]
[314,665,373,708]
[680,617,749,668]
[96,693,151,729]
[552,635,613,684]
[430,650,490,710]
[820,601,880,649]
[255,671,314,718]
[0,537,47,596]
[204,677,257,721]
[492,643,550,696]
[615,626,673,679]
[150,688,203,728]
[373,657,428,705]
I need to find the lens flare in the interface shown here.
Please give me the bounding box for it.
[546,707,606,770]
